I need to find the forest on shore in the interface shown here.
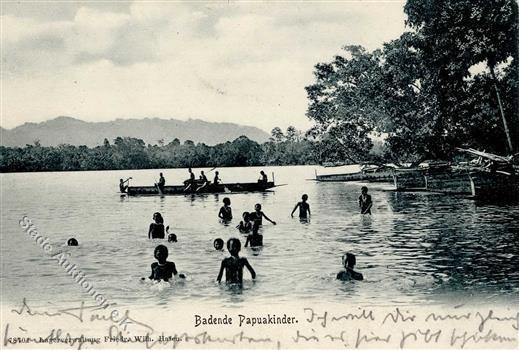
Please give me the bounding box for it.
[0,126,387,172]
[1,0,517,173]
[305,0,518,165]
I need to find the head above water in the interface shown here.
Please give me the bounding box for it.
[260,171,265,175]
[342,253,356,268]
[242,212,250,221]
[67,238,78,246]
[188,167,192,173]
[361,186,368,194]
[120,179,123,183]
[168,233,177,243]
[154,244,168,262]
[223,197,231,206]
[153,212,164,224]
[215,171,219,175]
[201,170,205,175]
[255,203,262,211]
[214,238,224,250]
[160,172,163,177]
[302,194,308,201]
[227,238,241,255]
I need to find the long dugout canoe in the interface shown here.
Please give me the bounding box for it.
[126,181,276,196]
[315,170,394,182]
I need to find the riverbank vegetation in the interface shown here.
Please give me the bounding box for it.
[2,126,385,172]
[306,0,518,166]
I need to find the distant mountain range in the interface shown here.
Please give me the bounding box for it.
[0,116,270,147]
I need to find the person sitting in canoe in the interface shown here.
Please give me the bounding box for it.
[144,245,185,281]
[213,171,221,185]
[250,203,276,226]
[217,238,256,284]
[218,197,233,221]
[149,212,165,239]
[336,253,363,281]
[236,212,252,233]
[196,170,210,191]
[359,186,372,215]
[184,167,196,191]
[258,170,268,184]
[119,177,132,193]
[245,222,263,248]
[155,173,165,193]
[291,194,311,219]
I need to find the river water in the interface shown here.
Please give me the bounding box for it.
[1,165,518,310]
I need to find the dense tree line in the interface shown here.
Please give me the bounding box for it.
[1,126,364,172]
[306,0,518,165]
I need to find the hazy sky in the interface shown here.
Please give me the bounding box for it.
[2,1,406,132]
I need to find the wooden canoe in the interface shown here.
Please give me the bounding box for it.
[315,165,395,182]
[126,181,276,196]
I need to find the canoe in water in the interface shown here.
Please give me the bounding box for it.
[126,181,276,196]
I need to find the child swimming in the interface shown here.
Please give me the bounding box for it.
[359,186,373,215]
[218,197,233,221]
[217,238,256,284]
[250,203,276,226]
[168,233,177,243]
[245,222,263,248]
[67,238,78,246]
[291,194,311,219]
[214,238,224,251]
[336,253,364,281]
[146,245,185,281]
[236,212,252,233]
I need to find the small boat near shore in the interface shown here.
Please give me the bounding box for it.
[126,181,277,196]
[393,149,518,198]
[315,164,395,182]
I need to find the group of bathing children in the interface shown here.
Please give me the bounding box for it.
[220,198,277,248]
[143,238,362,284]
[148,212,178,242]
[141,189,367,284]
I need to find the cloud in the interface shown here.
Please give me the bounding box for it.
[2,1,406,131]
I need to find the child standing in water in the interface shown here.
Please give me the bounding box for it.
[217,238,256,284]
[359,186,373,215]
[218,197,233,221]
[146,245,185,281]
[237,212,252,233]
[336,253,363,281]
[250,203,276,226]
[148,212,165,239]
[291,194,311,219]
[245,222,263,248]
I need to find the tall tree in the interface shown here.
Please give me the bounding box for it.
[404,0,519,154]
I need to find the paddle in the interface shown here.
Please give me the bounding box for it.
[155,179,164,195]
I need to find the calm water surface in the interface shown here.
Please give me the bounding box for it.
[1,166,518,309]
